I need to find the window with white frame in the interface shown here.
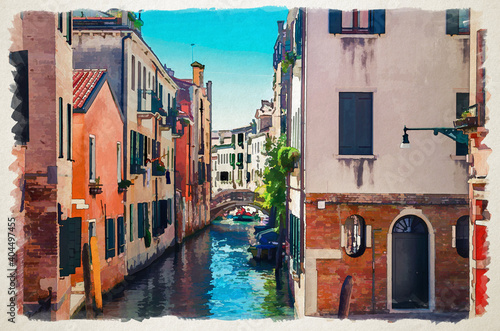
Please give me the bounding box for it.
[89,135,96,182]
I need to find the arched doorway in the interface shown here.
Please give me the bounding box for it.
[391,215,429,309]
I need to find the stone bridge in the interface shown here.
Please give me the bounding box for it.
[210,189,268,220]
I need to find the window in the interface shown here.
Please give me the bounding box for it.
[238,133,244,147]
[456,216,469,258]
[58,13,63,32]
[131,55,135,91]
[446,9,470,35]
[67,104,72,160]
[220,171,229,181]
[456,93,469,156]
[117,217,125,254]
[117,142,122,182]
[143,67,146,98]
[329,9,385,35]
[138,61,142,93]
[137,202,145,238]
[130,204,134,242]
[344,215,366,257]
[59,216,82,277]
[59,97,64,158]
[289,214,301,272]
[89,136,96,181]
[339,92,373,155]
[65,12,72,45]
[105,218,115,259]
[152,201,158,237]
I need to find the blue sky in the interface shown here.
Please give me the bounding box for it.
[141,7,288,131]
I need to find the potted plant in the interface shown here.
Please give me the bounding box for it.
[118,179,133,193]
[454,105,478,130]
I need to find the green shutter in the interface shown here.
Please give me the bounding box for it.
[456,93,469,155]
[446,9,459,35]
[328,10,342,34]
[138,203,144,238]
[105,218,116,259]
[130,204,134,242]
[371,10,386,34]
[59,217,82,277]
[118,217,125,254]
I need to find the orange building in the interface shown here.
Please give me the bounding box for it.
[71,69,126,297]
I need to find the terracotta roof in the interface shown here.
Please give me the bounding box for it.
[73,69,106,110]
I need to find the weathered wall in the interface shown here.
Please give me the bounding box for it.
[305,9,469,195]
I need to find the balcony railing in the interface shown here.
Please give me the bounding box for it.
[138,89,164,115]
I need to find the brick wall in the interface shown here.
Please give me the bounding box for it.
[306,193,469,315]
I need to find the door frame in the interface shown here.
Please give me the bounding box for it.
[387,208,435,312]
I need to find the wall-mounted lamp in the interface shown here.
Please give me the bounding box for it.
[400,125,468,149]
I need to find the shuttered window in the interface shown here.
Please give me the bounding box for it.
[446,9,470,35]
[105,218,116,259]
[59,97,64,158]
[117,217,125,254]
[289,214,301,273]
[137,203,145,238]
[131,55,135,91]
[138,61,142,94]
[152,201,158,237]
[339,92,373,155]
[66,12,72,45]
[117,142,122,182]
[67,104,72,160]
[456,93,469,156]
[329,9,385,34]
[89,136,96,181]
[130,204,134,242]
[59,217,82,277]
[456,216,469,258]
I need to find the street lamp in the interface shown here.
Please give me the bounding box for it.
[400,125,468,149]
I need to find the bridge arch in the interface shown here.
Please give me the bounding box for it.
[210,189,269,221]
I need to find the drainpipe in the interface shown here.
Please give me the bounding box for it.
[372,228,382,313]
[299,7,306,279]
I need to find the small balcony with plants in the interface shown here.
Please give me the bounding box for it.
[118,179,133,193]
[89,177,103,195]
[454,104,478,131]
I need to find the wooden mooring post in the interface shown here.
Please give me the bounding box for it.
[338,275,353,319]
[82,243,94,318]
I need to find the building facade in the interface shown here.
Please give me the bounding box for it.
[284,8,471,317]
[72,9,178,275]
[10,11,75,320]
[71,69,126,297]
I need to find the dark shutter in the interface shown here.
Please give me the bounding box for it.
[130,204,134,242]
[59,217,82,277]
[67,104,71,160]
[339,92,373,155]
[66,12,72,45]
[152,201,157,237]
[356,93,373,155]
[9,50,29,145]
[456,216,469,258]
[446,9,459,35]
[138,203,144,238]
[328,10,342,34]
[138,133,144,166]
[59,98,64,158]
[167,199,172,225]
[130,130,136,173]
[89,137,93,180]
[371,10,386,34]
[339,93,356,155]
[117,217,125,254]
[295,9,303,57]
[159,200,168,228]
[456,93,469,155]
[105,218,115,259]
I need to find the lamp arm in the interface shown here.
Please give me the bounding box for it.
[405,127,468,144]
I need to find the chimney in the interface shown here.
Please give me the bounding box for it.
[191,61,205,87]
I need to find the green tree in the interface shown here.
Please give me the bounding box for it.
[260,135,300,230]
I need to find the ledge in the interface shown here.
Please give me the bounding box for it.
[335,154,377,160]
[450,155,466,161]
[338,34,379,39]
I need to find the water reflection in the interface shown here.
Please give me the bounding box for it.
[74,220,293,320]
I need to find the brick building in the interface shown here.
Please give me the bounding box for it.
[283,8,471,317]
[10,11,75,320]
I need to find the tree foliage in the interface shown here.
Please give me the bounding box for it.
[260,135,300,229]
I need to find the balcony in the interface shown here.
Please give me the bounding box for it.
[159,113,177,133]
[138,89,164,116]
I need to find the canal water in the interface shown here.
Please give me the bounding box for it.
[75,220,294,321]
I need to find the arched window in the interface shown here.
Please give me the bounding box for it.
[456,216,469,258]
[345,215,366,257]
[392,215,428,234]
